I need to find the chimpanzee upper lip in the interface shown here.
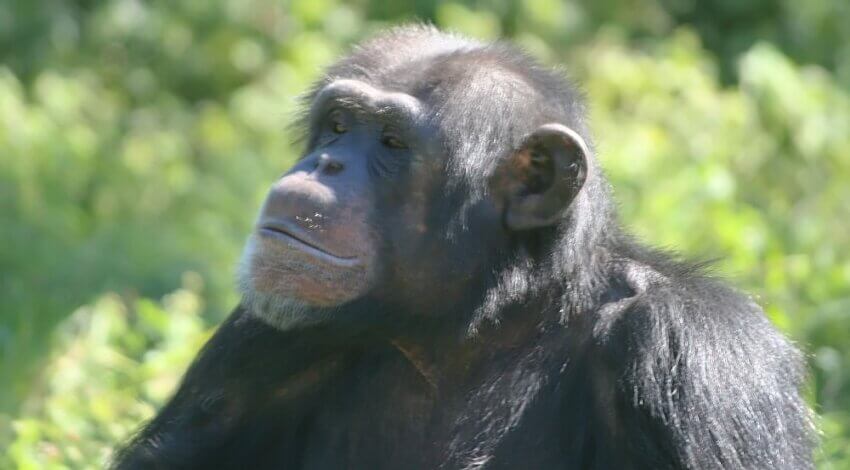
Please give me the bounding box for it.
[257,220,359,266]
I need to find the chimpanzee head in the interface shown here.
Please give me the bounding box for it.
[238,26,602,329]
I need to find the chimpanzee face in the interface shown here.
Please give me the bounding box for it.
[238,73,588,328]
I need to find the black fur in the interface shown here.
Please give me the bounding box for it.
[113,26,813,469]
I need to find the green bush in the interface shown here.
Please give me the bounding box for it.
[1,0,848,467]
[6,276,210,469]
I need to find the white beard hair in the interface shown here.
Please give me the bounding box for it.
[236,235,337,331]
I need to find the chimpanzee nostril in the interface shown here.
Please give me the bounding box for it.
[314,154,344,175]
[322,160,344,175]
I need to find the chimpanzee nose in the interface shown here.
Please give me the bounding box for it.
[316,154,344,176]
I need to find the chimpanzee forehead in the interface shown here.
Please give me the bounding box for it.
[314,51,550,136]
[312,79,424,124]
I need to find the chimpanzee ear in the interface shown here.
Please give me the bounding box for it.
[493,123,589,231]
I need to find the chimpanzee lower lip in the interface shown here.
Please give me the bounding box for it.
[257,225,359,266]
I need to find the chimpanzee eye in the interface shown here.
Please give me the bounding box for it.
[329,110,347,134]
[381,132,407,149]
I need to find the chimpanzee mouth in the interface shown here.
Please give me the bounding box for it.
[257,221,360,267]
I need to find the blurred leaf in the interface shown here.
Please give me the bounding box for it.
[1,0,849,467]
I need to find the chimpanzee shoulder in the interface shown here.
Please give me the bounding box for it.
[585,249,812,469]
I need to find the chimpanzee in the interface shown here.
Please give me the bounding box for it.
[113,25,813,469]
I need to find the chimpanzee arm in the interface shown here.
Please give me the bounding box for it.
[110,306,348,469]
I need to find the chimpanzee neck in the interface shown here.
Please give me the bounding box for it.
[379,295,571,392]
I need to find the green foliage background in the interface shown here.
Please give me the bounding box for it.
[1,0,848,467]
